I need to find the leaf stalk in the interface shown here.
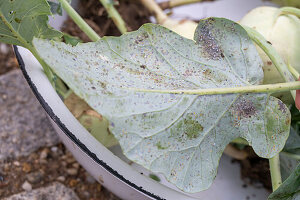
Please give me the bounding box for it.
[242,25,296,100]
[287,63,300,79]
[277,6,300,18]
[159,0,204,9]
[29,47,54,83]
[58,0,100,42]
[98,0,127,34]
[269,154,282,191]
[129,81,300,96]
[140,0,168,24]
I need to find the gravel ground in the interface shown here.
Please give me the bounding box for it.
[0,70,59,160]
[4,182,80,200]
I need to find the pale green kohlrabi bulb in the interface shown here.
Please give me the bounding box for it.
[240,6,300,104]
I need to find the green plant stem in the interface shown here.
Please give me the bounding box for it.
[269,154,282,191]
[129,81,300,95]
[159,0,204,9]
[53,74,69,98]
[242,25,296,100]
[281,151,300,160]
[58,0,100,42]
[140,0,168,24]
[30,47,54,82]
[278,7,300,18]
[287,63,300,79]
[98,0,127,34]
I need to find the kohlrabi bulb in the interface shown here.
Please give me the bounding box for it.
[240,6,300,104]
[162,18,198,40]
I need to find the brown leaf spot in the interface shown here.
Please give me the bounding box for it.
[196,20,223,60]
[140,65,146,69]
[135,33,148,44]
[233,98,257,119]
[278,100,287,114]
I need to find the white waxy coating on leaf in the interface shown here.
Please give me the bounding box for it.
[33,18,291,193]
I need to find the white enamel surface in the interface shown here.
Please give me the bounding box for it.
[16,0,278,199]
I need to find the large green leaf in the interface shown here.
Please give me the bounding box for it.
[280,152,299,181]
[285,106,300,153]
[33,18,291,193]
[268,163,300,200]
[285,126,300,153]
[0,0,61,48]
[47,0,72,16]
[48,1,63,16]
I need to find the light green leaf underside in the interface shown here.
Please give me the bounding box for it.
[0,0,61,48]
[33,18,291,193]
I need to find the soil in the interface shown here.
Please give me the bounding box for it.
[0,44,18,75]
[0,144,120,200]
[62,0,151,42]
[234,147,272,191]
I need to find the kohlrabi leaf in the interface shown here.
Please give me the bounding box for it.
[280,152,299,181]
[33,18,291,193]
[268,163,300,200]
[285,105,300,153]
[47,0,72,16]
[48,1,63,16]
[0,0,62,48]
[284,126,300,153]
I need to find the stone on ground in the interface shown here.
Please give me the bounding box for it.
[0,70,59,161]
[4,182,80,200]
